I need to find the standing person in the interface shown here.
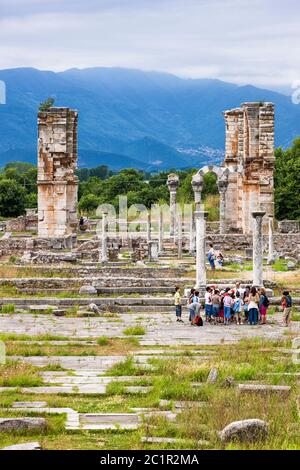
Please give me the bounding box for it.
[259,288,269,325]
[174,286,183,323]
[189,298,202,326]
[243,286,250,323]
[248,287,260,325]
[207,244,216,271]
[211,289,221,325]
[219,291,225,324]
[187,288,195,323]
[233,291,243,325]
[235,282,245,299]
[190,290,200,325]
[223,288,233,325]
[205,287,213,322]
[79,216,85,231]
[281,291,293,327]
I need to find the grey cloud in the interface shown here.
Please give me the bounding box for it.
[0,0,299,91]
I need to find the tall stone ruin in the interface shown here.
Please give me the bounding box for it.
[223,102,275,234]
[37,107,78,238]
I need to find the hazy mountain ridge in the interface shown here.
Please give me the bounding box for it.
[0,67,299,170]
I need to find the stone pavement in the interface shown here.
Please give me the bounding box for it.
[0,312,299,346]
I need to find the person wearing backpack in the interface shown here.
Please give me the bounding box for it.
[189,290,200,325]
[233,291,243,325]
[259,288,269,325]
[189,299,202,326]
[282,291,293,327]
[187,288,195,323]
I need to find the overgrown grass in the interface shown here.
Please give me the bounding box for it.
[0,361,43,387]
[1,304,15,314]
[204,194,220,222]
[123,326,146,336]
[272,259,289,272]
[0,337,300,449]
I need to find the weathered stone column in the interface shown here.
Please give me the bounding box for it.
[100,213,108,264]
[267,215,276,265]
[189,210,195,255]
[177,211,183,259]
[37,107,78,238]
[252,211,266,287]
[218,172,229,234]
[158,208,164,254]
[167,174,179,238]
[192,173,204,211]
[195,210,208,289]
[147,212,151,243]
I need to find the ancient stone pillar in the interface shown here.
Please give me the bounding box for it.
[218,172,229,234]
[147,212,151,243]
[167,174,179,238]
[177,210,183,259]
[37,107,78,238]
[195,210,208,289]
[252,211,266,287]
[267,215,276,265]
[149,241,159,262]
[192,173,204,211]
[158,208,164,254]
[189,210,196,255]
[100,213,108,264]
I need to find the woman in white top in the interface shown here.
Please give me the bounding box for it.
[248,286,260,325]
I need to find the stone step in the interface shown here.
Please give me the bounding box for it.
[2,296,298,310]
[76,413,141,431]
[238,384,291,396]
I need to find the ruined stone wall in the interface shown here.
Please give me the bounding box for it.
[5,211,38,233]
[37,107,78,238]
[278,220,300,234]
[223,102,275,235]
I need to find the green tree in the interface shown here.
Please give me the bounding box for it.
[78,194,100,215]
[0,179,26,217]
[274,138,300,220]
[39,97,55,112]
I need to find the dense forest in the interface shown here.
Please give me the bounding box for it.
[0,138,299,221]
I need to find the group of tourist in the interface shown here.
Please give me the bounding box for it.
[174,284,293,327]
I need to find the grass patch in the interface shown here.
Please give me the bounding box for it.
[0,361,43,387]
[123,326,146,336]
[1,304,15,314]
[97,336,110,346]
[272,259,289,272]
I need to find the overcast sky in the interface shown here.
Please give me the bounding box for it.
[0,0,299,92]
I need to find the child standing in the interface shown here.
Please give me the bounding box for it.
[233,291,243,325]
[223,289,233,325]
[281,291,293,327]
[174,286,183,323]
[259,288,269,325]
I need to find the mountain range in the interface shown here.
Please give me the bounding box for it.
[0,67,300,171]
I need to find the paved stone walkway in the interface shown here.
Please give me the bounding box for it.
[1,313,299,346]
